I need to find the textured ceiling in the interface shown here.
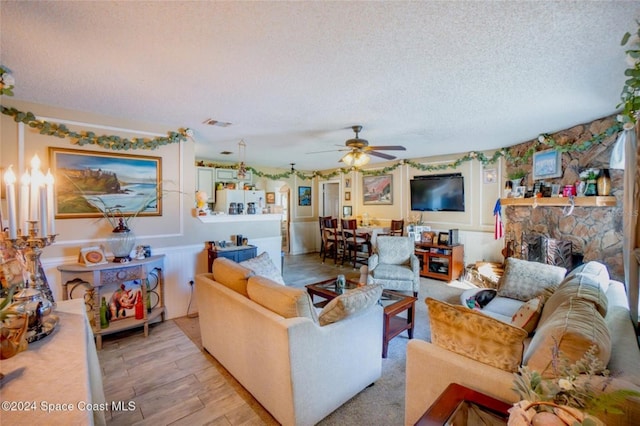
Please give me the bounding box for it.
[1,1,638,171]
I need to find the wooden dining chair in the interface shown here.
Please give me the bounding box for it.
[340,218,371,269]
[322,217,340,264]
[390,219,404,236]
[318,216,332,258]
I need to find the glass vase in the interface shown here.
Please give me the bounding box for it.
[597,169,611,196]
[108,218,135,263]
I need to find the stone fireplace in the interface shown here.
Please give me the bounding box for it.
[504,114,624,281]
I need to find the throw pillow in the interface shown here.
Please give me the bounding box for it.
[212,257,254,296]
[318,284,382,326]
[426,297,528,372]
[565,261,610,293]
[511,296,544,334]
[497,257,566,302]
[247,276,317,322]
[240,252,285,285]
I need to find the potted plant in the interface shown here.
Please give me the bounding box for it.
[508,170,526,189]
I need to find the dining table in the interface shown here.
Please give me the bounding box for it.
[356,226,390,250]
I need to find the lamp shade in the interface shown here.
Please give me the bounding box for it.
[610,130,628,169]
[342,151,370,167]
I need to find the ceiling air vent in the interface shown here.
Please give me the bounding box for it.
[203,118,232,127]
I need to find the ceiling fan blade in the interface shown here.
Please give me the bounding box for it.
[368,151,396,160]
[306,148,350,154]
[365,145,406,151]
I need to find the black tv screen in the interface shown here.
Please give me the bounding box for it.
[410,174,465,212]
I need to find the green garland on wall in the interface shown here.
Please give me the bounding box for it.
[198,120,622,180]
[0,106,191,150]
[2,104,622,180]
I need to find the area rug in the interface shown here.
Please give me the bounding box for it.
[316,277,472,426]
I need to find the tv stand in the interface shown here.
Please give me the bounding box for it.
[414,243,464,282]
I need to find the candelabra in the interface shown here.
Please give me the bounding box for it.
[9,221,58,342]
[11,221,57,304]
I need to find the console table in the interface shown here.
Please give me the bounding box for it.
[414,243,464,282]
[0,299,106,425]
[57,255,165,350]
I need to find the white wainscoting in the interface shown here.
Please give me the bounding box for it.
[289,221,318,255]
[42,236,282,320]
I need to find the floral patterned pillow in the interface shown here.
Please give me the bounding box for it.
[497,257,566,302]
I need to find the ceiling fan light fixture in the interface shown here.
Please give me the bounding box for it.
[342,151,370,167]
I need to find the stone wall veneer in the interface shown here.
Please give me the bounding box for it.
[504,114,624,281]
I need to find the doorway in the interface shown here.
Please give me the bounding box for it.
[322,182,340,218]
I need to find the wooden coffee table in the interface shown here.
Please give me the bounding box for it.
[415,383,510,425]
[306,278,417,358]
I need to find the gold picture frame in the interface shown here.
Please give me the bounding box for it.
[49,147,162,219]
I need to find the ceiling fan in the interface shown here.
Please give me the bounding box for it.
[308,125,406,167]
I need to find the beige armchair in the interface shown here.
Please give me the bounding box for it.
[367,236,420,296]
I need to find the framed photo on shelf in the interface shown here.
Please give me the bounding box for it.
[532,149,562,180]
[298,186,311,206]
[266,192,276,204]
[78,246,108,266]
[342,205,352,217]
[421,231,436,244]
[49,147,162,219]
[362,174,393,205]
[437,232,449,246]
[345,191,351,201]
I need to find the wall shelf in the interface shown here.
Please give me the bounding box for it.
[500,196,616,207]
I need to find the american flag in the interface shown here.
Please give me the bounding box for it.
[493,199,504,240]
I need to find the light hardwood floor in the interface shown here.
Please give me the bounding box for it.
[99,253,364,425]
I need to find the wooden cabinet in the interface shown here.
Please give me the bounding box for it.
[196,166,216,202]
[414,243,464,282]
[57,255,165,350]
[215,168,252,184]
[207,244,257,272]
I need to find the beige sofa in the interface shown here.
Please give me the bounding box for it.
[196,257,384,426]
[405,259,640,425]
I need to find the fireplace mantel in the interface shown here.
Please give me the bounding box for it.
[500,196,616,207]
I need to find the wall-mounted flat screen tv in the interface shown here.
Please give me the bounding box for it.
[410,174,465,212]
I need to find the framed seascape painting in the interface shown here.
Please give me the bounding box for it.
[298,186,311,206]
[532,149,562,180]
[49,148,162,219]
[362,174,393,205]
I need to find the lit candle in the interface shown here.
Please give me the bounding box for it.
[20,172,30,236]
[45,170,55,235]
[29,154,41,222]
[3,166,17,239]
[39,184,47,237]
